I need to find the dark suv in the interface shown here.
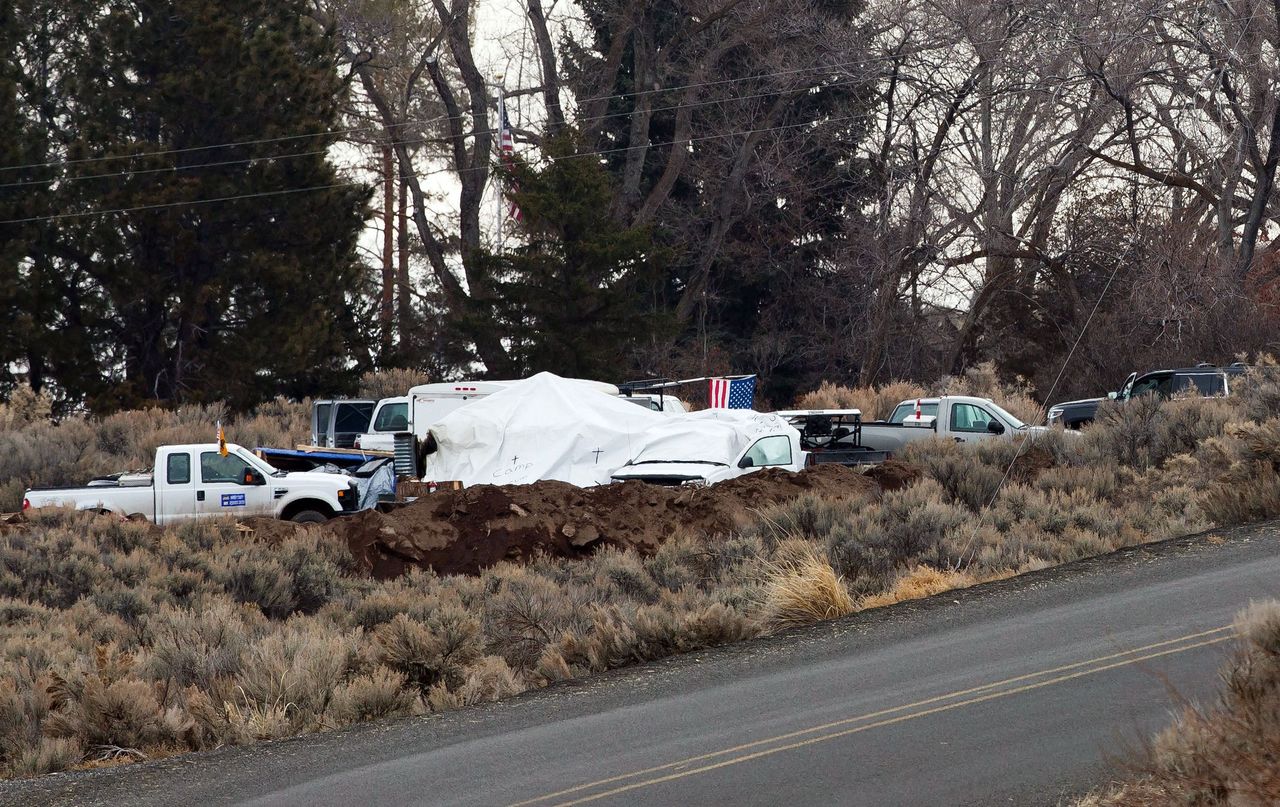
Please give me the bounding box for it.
[1047,364,1245,428]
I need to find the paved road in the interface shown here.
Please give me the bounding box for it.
[6,522,1279,807]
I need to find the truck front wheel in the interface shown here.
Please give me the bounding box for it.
[289,509,329,524]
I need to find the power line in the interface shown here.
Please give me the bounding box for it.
[0,112,865,225]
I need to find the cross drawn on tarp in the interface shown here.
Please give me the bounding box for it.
[591,448,604,464]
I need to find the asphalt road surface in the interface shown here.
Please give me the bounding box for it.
[5,521,1278,807]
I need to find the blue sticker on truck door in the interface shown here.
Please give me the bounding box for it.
[221,493,246,507]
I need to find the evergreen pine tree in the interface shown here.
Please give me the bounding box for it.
[489,134,671,379]
[56,0,369,410]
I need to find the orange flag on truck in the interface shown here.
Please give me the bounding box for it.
[217,421,228,456]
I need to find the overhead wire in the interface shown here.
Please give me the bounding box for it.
[0,0,1261,178]
[947,4,1257,571]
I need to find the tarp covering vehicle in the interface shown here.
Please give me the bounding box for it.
[421,372,665,487]
[610,410,803,486]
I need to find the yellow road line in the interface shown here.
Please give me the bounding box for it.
[546,634,1233,806]
[510,625,1232,807]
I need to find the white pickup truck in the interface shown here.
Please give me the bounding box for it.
[609,411,804,486]
[22,443,359,524]
[859,395,1047,453]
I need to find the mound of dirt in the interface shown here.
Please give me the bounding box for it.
[860,459,923,492]
[333,464,880,578]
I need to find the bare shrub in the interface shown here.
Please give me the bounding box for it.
[375,610,483,693]
[428,656,526,711]
[143,601,251,691]
[1077,601,1280,806]
[900,439,1007,511]
[7,737,82,779]
[1200,419,1280,525]
[331,668,418,726]
[0,385,54,428]
[794,379,927,420]
[759,542,855,632]
[359,369,429,401]
[44,661,175,755]
[232,619,362,732]
[1231,355,1280,423]
[216,551,297,619]
[940,361,1042,425]
[481,566,588,670]
[642,530,708,592]
[0,669,66,777]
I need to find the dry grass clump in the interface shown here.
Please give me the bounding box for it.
[1078,601,1280,806]
[759,542,855,632]
[859,565,977,610]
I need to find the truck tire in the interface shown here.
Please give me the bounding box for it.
[289,509,329,524]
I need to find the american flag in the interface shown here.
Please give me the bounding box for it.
[708,375,756,409]
[498,96,521,221]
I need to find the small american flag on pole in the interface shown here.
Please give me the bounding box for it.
[708,375,756,409]
[498,96,521,221]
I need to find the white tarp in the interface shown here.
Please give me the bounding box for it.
[628,410,798,465]
[422,372,666,487]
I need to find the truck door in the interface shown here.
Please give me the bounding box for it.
[948,403,1002,442]
[195,451,275,519]
[155,450,198,526]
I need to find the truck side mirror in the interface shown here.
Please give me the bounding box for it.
[738,455,755,469]
[243,470,264,485]
[1107,391,1118,400]
[986,420,1005,435]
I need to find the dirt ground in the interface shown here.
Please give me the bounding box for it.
[332,465,887,578]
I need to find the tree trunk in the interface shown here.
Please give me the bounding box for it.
[380,144,395,358]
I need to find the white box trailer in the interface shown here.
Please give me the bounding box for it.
[405,379,621,440]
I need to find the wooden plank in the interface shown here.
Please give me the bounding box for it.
[291,444,393,457]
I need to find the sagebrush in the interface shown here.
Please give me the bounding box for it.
[2,364,1279,778]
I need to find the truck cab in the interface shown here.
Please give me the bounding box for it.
[354,396,409,452]
[855,396,1044,454]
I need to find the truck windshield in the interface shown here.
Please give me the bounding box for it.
[235,447,281,476]
[373,402,409,431]
[986,402,1028,429]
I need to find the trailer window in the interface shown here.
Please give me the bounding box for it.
[167,453,191,485]
[201,452,252,484]
[743,435,793,467]
[373,402,409,431]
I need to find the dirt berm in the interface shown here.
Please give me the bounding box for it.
[332,465,881,578]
